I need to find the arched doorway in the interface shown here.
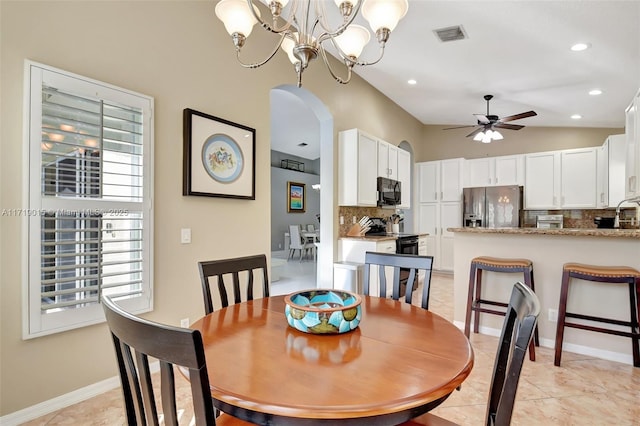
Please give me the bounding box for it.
[270,86,335,287]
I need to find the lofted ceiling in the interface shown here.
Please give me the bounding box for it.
[271,0,640,160]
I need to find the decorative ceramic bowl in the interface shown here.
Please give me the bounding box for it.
[284,289,362,334]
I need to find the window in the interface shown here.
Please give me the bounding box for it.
[24,61,154,338]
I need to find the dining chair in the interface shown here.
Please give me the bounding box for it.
[101,295,250,426]
[402,281,541,426]
[362,251,434,310]
[288,224,314,261]
[198,254,269,314]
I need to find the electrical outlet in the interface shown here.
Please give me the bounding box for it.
[548,308,558,322]
[352,216,356,224]
[339,215,344,225]
[180,318,190,328]
[278,243,282,249]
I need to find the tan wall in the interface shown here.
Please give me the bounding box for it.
[0,1,424,415]
[416,125,623,162]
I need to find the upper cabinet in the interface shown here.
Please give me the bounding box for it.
[625,89,640,198]
[524,147,598,209]
[464,155,524,187]
[338,129,378,206]
[338,128,409,208]
[377,140,398,180]
[397,148,411,209]
[597,134,627,208]
[417,158,463,203]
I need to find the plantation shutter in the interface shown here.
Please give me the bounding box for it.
[25,61,154,338]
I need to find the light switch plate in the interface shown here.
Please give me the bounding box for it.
[181,228,191,244]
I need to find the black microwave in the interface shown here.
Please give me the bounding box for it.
[377,177,401,206]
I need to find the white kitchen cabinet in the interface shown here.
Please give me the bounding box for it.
[397,148,411,208]
[415,159,463,271]
[464,155,524,188]
[524,151,560,209]
[625,89,639,198]
[560,148,598,208]
[495,155,525,186]
[417,158,463,203]
[377,140,398,180]
[418,235,427,255]
[597,134,627,208]
[338,129,378,206]
[524,148,597,209]
[416,201,460,271]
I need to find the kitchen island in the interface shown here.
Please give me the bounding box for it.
[449,227,640,365]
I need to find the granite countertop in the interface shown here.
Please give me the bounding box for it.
[339,233,429,241]
[448,227,640,239]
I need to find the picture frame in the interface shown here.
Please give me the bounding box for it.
[287,181,306,213]
[183,108,256,199]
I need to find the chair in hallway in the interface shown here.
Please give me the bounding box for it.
[362,251,434,310]
[288,224,314,261]
[401,281,541,426]
[198,254,269,314]
[102,295,250,426]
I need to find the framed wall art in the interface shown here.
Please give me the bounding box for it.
[287,181,306,213]
[183,108,256,199]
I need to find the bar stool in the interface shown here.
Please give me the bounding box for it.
[465,256,539,361]
[554,263,640,367]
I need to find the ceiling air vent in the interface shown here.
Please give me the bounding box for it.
[433,25,467,42]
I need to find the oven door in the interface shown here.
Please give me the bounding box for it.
[396,237,418,255]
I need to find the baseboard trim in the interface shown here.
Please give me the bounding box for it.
[452,320,634,366]
[0,376,120,426]
[1,362,159,425]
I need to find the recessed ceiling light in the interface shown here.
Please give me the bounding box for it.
[407,79,417,85]
[571,114,582,120]
[589,89,602,96]
[570,42,591,51]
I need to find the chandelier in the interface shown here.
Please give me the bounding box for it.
[214,0,409,87]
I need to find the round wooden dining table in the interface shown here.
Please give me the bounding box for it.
[190,295,474,425]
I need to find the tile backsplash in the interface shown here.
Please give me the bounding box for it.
[338,206,638,236]
[522,208,638,229]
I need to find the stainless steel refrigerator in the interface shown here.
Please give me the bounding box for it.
[463,185,523,228]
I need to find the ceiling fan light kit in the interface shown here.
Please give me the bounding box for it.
[444,94,537,143]
[214,0,408,87]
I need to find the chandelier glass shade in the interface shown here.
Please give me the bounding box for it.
[473,128,504,143]
[214,0,408,87]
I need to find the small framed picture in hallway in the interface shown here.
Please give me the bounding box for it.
[287,181,305,213]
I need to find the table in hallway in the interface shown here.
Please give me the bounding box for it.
[190,295,474,425]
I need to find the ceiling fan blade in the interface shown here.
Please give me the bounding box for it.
[499,111,537,123]
[473,114,490,124]
[494,123,524,130]
[466,127,484,138]
[443,125,478,130]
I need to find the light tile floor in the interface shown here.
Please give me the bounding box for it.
[21,272,640,425]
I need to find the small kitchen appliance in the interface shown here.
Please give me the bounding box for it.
[536,214,563,229]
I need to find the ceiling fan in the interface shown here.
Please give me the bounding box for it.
[444,95,537,142]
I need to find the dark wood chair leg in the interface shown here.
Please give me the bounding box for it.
[630,278,640,367]
[473,268,483,334]
[554,270,571,367]
[465,263,477,338]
